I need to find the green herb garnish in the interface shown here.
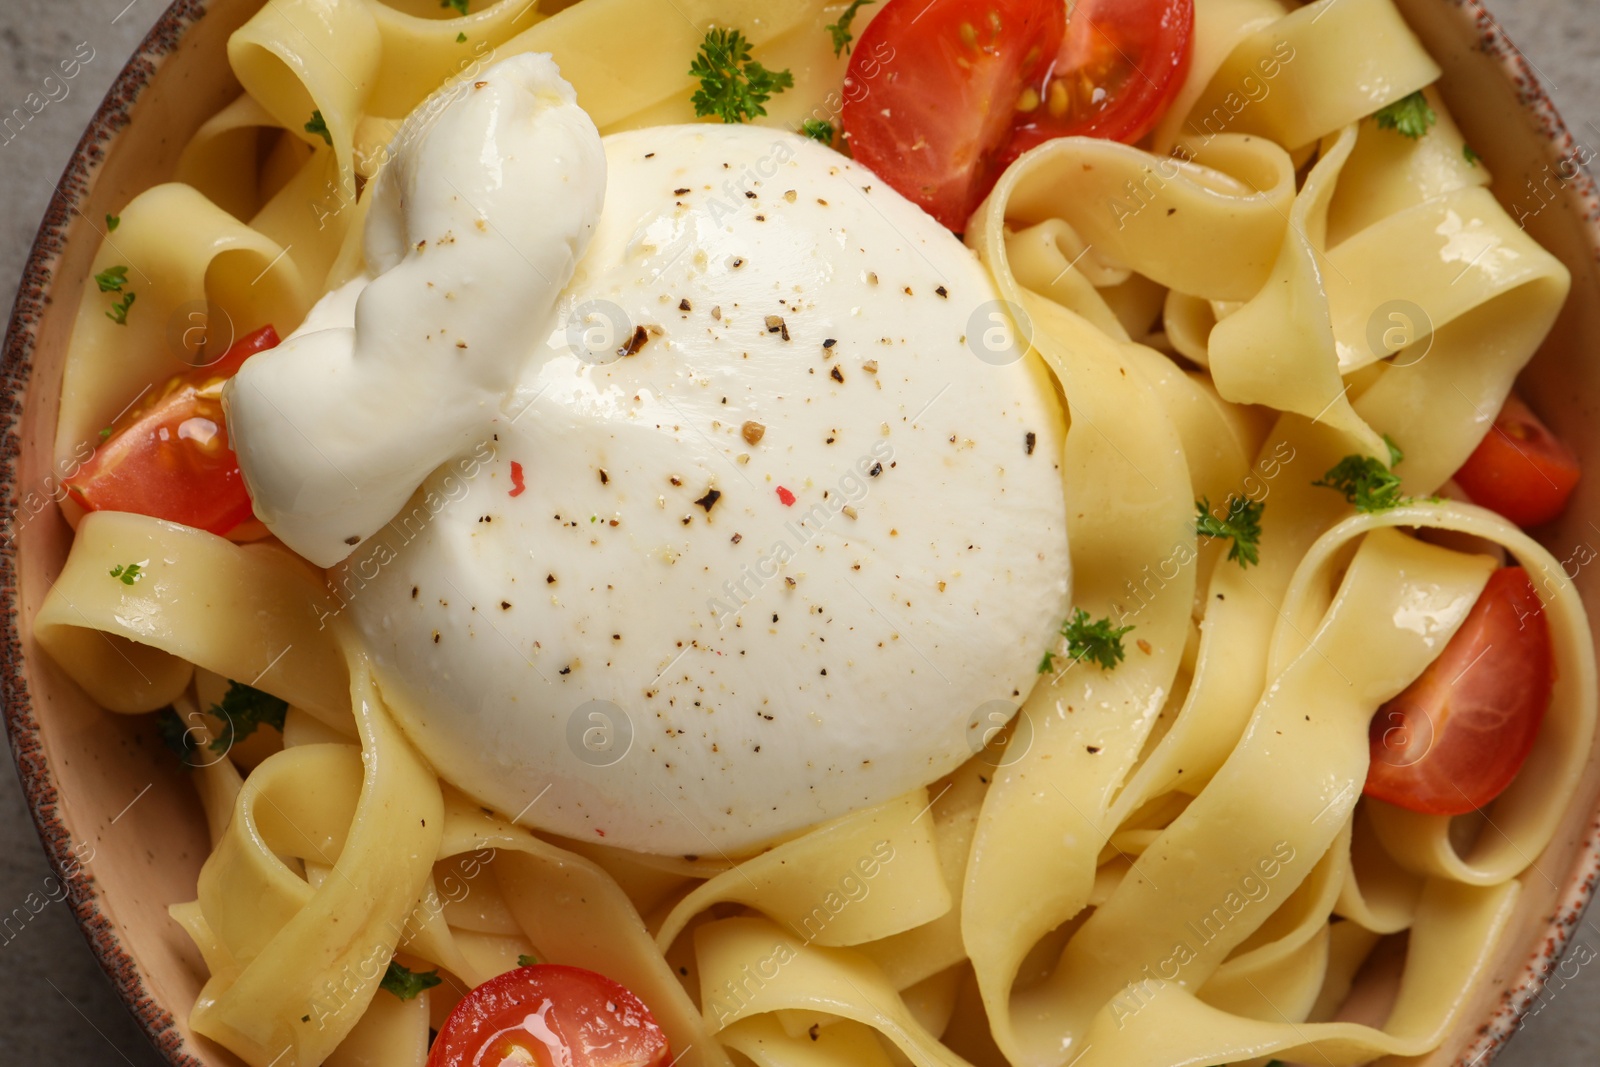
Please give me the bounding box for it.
[441,0,469,15]
[456,31,467,42]
[1041,608,1134,673]
[305,109,333,146]
[1463,143,1480,167]
[105,213,120,232]
[156,709,202,767]
[109,562,144,585]
[517,954,539,967]
[98,427,112,441]
[381,962,443,1001]
[106,291,136,325]
[800,118,834,144]
[690,28,795,125]
[826,0,876,56]
[1313,435,1408,512]
[207,680,289,754]
[94,265,128,293]
[1195,495,1265,568]
[1372,90,1436,140]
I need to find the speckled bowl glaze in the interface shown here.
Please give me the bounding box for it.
[4,1,1599,1064]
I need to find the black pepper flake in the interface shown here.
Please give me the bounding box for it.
[822,338,837,349]
[344,535,360,546]
[1025,431,1037,455]
[935,286,949,298]
[695,488,722,512]
[546,574,556,584]
[644,152,656,158]
[731,533,743,544]
[679,298,692,311]
[1167,207,1177,215]
[809,1024,821,1041]
[1087,745,1101,753]
[559,666,571,675]
[599,468,609,485]
[674,187,691,195]
[764,315,789,340]
[618,325,650,358]
[869,462,883,477]
[411,586,419,599]
[829,365,844,384]
[432,631,441,644]
[500,601,511,610]
[744,191,757,199]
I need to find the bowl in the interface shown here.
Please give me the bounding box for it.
[4,1,1599,1064]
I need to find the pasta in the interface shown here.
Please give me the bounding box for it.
[34,0,1596,1065]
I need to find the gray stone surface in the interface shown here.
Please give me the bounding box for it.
[0,0,1597,1063]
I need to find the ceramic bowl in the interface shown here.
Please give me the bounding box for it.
[4,1,1599,1064]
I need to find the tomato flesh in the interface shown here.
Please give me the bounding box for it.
[64,325,278,536]
[1002,0,1194,162]
[841,0,1065,231]
[427,964,670,1067]
[839,0,1194,231]
[1365,566,1554,815]
[1453,393,1580,528]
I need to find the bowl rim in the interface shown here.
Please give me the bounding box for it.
[4,1,1600,1065]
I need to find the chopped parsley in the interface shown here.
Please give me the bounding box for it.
[207,680,289,754]
[1313,435,1409,512]
[441,0,469,14]
[517,954,539,967]
[1195,495,1264,568]
[1040,608,1134,673]
[689,28,794,125]
[1372,90,1436,140]
[800,118,834,144]
[305,109,332,146]
[105,213,120,232]
[98,427,112,441]
[456,31,467,42]
[1463,143,1480,167]
[106,291,136,325]
[156,709,203,767]
[381,961,443,1000]
[109,562,145,585]
[825,0,876,56]
[94,265,128,293]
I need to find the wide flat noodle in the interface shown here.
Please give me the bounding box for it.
[182,647,441,1067]
[655,789,949,952]
[35,512,348,721]
[53,183,308,464]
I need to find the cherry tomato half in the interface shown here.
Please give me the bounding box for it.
[1002,0,1194,162]
[1365,566,1554,816]
[841,0,1065,231]
[426,964,670,1067]
[1452,393,1580,528]
[64,325,279,536]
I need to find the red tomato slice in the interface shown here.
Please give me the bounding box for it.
[840,0,1065,231]
[426,964,670,1067]
[1002,0,1194,162]
[1365,566,1554,816]
[64,325,278,537]
[1452,393,1580,528]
